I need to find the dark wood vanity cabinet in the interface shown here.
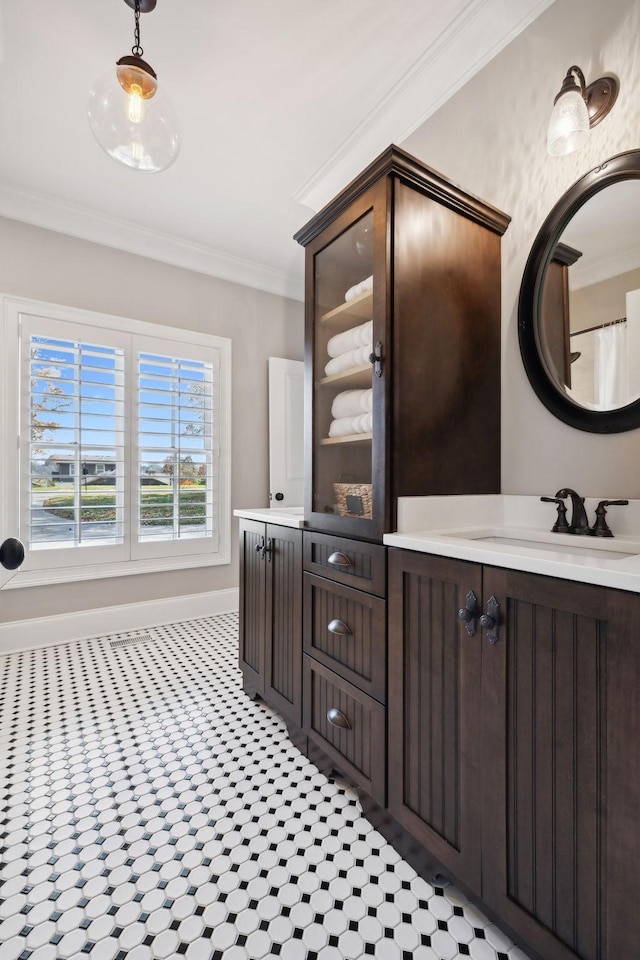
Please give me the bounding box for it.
[294,145,510,542]
[238,519,302,726]
[388,547,640,960]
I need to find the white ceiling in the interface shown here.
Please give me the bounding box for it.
[0,0,555,301]
[564,180,640,290]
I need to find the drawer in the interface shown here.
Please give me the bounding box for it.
[303,530,386,597]
[303,655,386,806]
[303,573,386,702]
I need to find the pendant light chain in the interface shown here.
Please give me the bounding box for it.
[132,0,143,58]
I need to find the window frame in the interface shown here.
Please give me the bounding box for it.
[1,295,231,588]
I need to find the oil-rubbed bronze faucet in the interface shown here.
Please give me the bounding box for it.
[555,488,590,534]
[541,490,629,537]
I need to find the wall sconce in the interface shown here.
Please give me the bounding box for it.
[547,66,619,157]
[88,0,180,173]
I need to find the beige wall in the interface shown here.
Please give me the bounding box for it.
[571,266,640,333]
[0,218,303,623]
[403,0,640,499]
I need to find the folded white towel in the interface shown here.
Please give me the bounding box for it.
[328,413,373,438]
[324,343,372,377]
[331,389,373,419]
[327,320,372,358]
[344,274,374,302]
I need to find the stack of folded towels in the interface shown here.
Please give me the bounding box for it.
[328,388,373,438]
[344,274,373,302]
[323,277,374,438]
[324,319,373,377]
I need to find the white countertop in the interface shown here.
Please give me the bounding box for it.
[234,506,305,529]
[384,495,640,593]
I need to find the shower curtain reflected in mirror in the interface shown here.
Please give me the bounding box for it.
[596,322,628,409]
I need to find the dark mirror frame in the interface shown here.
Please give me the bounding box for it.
[518,149,640,433]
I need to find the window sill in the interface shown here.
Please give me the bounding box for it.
[4,551,230,589]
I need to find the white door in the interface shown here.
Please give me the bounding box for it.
[268,357,304,507]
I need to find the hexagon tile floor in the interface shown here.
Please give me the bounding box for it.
[0,613,533,960]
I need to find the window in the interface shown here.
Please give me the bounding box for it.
[1,297,231,586]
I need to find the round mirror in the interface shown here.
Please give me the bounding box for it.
[519,150,640,432]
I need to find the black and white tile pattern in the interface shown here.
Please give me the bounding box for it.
[0,614,531,960]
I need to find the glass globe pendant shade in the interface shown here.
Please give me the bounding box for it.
[88,57,180,172]
[547,88,589,157]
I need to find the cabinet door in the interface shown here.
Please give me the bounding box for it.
[388,548,483,890]
[304,179,390,541]
[264,524,302,726]
[481,567,640,960]
[238,519,266,695]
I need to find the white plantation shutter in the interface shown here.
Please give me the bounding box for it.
[130,333,221,561]
[20,314,129,568]
[136,349,215,544]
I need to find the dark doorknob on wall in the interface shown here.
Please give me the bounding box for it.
[275,492,284,501]
[0,537,25,571]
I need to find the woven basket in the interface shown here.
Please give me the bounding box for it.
[333,482,373,519]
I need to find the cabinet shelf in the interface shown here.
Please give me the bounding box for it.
[320,433,372,446]
[319,290,373,329]
[319,364,372,388]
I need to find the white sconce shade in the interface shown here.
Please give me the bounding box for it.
[547,87,590,157]
[547,66,619,158]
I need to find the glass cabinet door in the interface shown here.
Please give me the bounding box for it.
[310,198,384,537]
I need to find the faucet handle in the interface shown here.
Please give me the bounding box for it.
[540,496,570,533]
[590,499,629,538]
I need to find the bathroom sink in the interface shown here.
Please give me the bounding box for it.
[445,527,640,560]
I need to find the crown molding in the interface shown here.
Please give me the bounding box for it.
[294,0,556,213]
[0,184,305,302]
[570,243,640,291]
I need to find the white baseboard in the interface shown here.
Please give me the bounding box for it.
[0,588,239,655]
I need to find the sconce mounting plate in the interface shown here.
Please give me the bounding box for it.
[123,0,157,11]
[586,75,619,127]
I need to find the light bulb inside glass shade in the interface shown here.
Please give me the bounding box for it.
[547,88,590,157]
[88,65,180,172]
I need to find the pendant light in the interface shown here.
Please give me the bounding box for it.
[547,66,619,157]
[88,0,180,173]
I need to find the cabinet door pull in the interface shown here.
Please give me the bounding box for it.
[263,537,274,562]
[368,341,383,378]
[457,590,478,636]
[327,618,352,637]
[328,551,352,568]
[255,536,265,555]
[480,596,500,645]
[327,707,351,730]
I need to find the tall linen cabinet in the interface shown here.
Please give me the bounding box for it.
[294,145,510,542]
